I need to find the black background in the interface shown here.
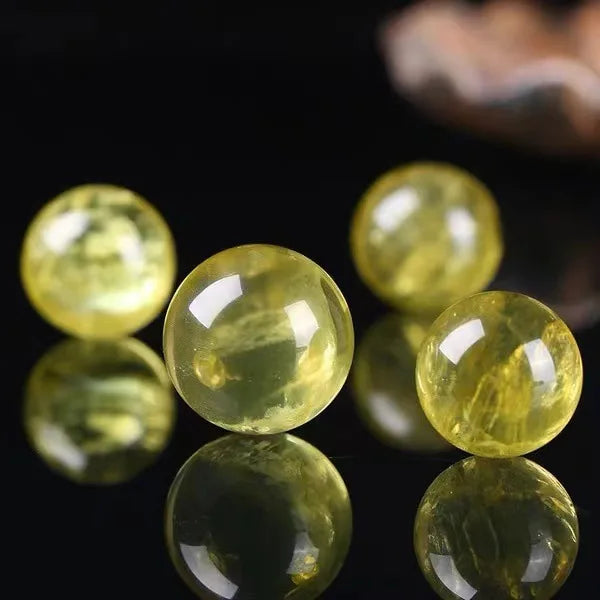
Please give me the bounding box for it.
[7,1,597,598]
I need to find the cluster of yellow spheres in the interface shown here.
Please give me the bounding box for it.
[21,165,583,452]
[21,186,354,435]
[20,162,584,599]
[351,162,582,458]
[21,188,356,599]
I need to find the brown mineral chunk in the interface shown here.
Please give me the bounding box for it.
[380,0,600,156]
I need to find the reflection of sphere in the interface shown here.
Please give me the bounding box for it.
[350,163,502,313]
[21,184,176,338]
[417,291,582,457]
[163,244,354,434]
[24,338,175,484]
[352,314,449,451]
[166,434,352,600]
[414,457,579,600]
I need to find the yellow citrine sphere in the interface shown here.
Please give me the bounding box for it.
[416,291,583,457]
[21,184,176,338]
[350,163,502,312]
[24,337,175,484]
[163,244,354,434]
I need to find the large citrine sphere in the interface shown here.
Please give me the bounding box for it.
[24,337,175,484]
[21,184,176,338]
[416,291,582,457]
[163,244,354,434]
[350,163,502,312]
[414,457,579,600]
[166,434,352,600]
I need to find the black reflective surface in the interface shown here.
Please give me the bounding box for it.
[7,1,597,598]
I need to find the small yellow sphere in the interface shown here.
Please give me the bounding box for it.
[416,291,583,457]
[163,244,354,434]
[350,163,502,312]
[352,314,450,452]
[24,337,175,484]
[414,457,578,600]
[21,184,176,338]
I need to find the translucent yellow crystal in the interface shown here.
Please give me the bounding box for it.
[350,163,502,312]
[24,337,175,484]
[352,313,449,451]
[416,291,582,457]
[165,434,352,600]
[21,184,176,338]
[414,456,579,600]
[163,244,354,434]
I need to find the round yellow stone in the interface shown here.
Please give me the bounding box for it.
[165,434,352,600]
[416,291,583,457]
[352,313,449,452]
[414,456,579,600]
[21,184,176,338]
[350,163,503,312]
[163,244,354,434]
[24,337,175,484]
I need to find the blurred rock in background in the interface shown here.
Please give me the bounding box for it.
[380,0,600,157]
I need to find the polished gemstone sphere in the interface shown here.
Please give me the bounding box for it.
[24,337,175,484]
[21,184,176,338]
[163,244,354,434]
[414,457,579,600]
[350,163,502,312]
[352,314,449,452]
[416,291,582,457]
[166,434,352,600]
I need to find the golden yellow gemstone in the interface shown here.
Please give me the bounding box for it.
[163,244,354,434]
[165,434,352,600]
[21,184,176,338]
[416,291,583,457]
[414,456,579,600]
[350,163,502,312]
[24,337,175,484]
[352,313,450,452]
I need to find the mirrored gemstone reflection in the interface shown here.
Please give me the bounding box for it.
[352,313,450,452]
[165,434,352,600]
[24,337,175,484]
[414,456,579,600]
